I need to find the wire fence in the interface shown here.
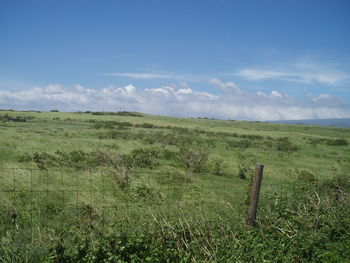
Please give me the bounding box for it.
[0,167,244,255]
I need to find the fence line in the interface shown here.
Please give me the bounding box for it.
[1,165,283,259]
[0,167,241,231]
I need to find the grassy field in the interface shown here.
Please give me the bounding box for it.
[0,110,350,262]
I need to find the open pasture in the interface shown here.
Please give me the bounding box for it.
[0,110,350,262]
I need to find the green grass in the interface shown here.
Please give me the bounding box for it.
[0,110,350,262]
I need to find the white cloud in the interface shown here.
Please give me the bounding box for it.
[270,91,283,98]
[45,84,64,93]
[146,85,218,100]
[0,83,349,121]
[208,78,241,94]
[318,93,333,100]
[235,65,350,86]
[236,69,287,81]
[257,91,285,99]
[177,88,193,95]
[145,86,175,96]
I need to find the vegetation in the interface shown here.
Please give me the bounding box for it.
[0,110,349,262]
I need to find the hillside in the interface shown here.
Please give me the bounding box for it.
[1,110,350,262]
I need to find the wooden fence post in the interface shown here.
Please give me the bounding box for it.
[246,163,264,227]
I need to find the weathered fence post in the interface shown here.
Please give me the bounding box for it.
[246,163,264,227]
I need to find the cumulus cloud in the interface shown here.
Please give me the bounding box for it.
[146,86,218,101]
[208,78,241,94]
[0,82,349,121]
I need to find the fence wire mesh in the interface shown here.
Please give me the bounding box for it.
[0,167,242,256]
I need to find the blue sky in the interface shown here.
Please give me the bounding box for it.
[0,0,350,120]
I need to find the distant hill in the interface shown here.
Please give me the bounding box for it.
[270,118,350,128]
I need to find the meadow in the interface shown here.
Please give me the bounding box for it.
[0,110,350,262]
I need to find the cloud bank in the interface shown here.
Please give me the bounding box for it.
[0,82,349,121]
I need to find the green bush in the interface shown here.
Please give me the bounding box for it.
[129,178,163,203]
[179,146,209,173]
[307,137,348,147]
[238,165,251,180]
[226,139,252,149]
[212,158,225,176]
[326,138,348,146]
[93,121,133,129]
[32,151,59,169]
[276,137,299,153]
[297,170,317,184]
[20,150,115,169]
[121,148,159,169]
[136,123,156,129]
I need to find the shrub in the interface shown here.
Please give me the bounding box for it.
[276,137,299,153]
[326,138,348,146]
[226,139,252,149]
[179,146,209,173]
[86,118,97,123]
[136,123,156,129]
[94,121,133,130]
[17,153,33,163]
[22,150,116,169]
[111,166,133,190]
[238,164,252,180]
[129,178,163,203]
[32,151,58,169]
[239,134,264,140]
[307,137,348,147]
[297,170,317,184]
[121,148,159,169]
[320,174,350,201]
[0,114,27,122]
[141,133,157,144]
[213,158,225,176]
[161,148,178,160]
[106,130,128,139]
[93,121,114,129]
[308,137,326,147]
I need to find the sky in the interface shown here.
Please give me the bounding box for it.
[0,0,350,120]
